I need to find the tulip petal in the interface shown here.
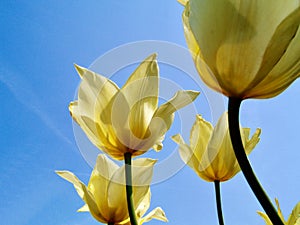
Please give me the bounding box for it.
[135,189,151,220]
[243,7,300,98]
[123,54,159,138]
[69,102,102,148]
[71,65,123,157]
[182,3,224,94]
[243,128,261,155]
[132,158,156,207]
[70,104,124,159]
[178,0,188,6]
[132,90,199,154]
[257,211,273,225]
[56,170,106,223]
[188,0,298,96]
[287,201,300,225]
[140,207,168,224]
[275,198,286,223]
[88,154,119,220]
[74,64,119,121]
[152,90,199,132]
[172,134,203,178]
[205,112,229,168]
[182,2,198,60]
[190,115,213,162]
[77,204,89,212]
[99,54,159,152]
[56,170,84,198]
[107,158,156,221]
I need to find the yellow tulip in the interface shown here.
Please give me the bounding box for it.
[181,0,300,99]
[257,199,300,225]
[56,154,168,225]
[172,112,261,182]
[70,53,199,160]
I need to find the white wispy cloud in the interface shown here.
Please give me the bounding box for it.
[0,60,72,145]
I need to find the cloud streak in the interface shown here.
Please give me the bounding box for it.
[0,60,73,146]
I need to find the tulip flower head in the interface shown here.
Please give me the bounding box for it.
[172,112,261,182]
[257,199,300,225]
[181,0,300,99]
[70,53,199,160]
[56,154,168,224]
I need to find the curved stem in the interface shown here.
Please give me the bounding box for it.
[228,97,283,225]
[214,180,225,225]
[124,152,138,225]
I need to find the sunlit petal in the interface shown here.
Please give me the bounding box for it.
[184,0,300,99]
[55,170,106,223]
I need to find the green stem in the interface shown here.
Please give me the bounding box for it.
[214,181,225,225]
[107,222,115,225]
[124,152,138,225]
[228,97,284,225]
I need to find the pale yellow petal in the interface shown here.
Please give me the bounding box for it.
[275,198,286,223]
[172,134,204,179]
[56,170,106,223]
[198,112,240,181]
[178,0,188,6]
[210,117,259,181]
[140,207,168,224]
[243,128,261,155]
[107,158,156,222]
[56,170,84,198]
[74,64,119,121]
[135,189,168,224]
[188,0,298,96]
[244,7,300,99]
[69,102,102,148]
[152,90,199,133]
[189,115,213,162]
[135,189,151,219]
[73,64,124,157]
[123,54,159,141]
[204,112,229,173]
[88,154,119,219]
[131,158,156,207]
[132,90,199,154]
[287,201,300,225]
[79,180,107,223]
[182,1,199,59]
[101,56,160,152]
[77,204,89,212]
[70,65,125,158]
[257,211,273,225]
[106,172,128,222]
[80,115,126,160]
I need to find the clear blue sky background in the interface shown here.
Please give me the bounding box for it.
[1,1,300,225]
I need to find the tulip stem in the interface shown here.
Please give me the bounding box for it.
[214,180,225,225]
[124,152,138,225]
[228,97,284,225]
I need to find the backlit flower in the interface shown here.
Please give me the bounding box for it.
[56,154,167,224]
[181,0,300,99]
[257,199,300,225]
[172,112,261,182]
[70,53,199,160]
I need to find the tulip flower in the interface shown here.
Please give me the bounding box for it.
[70,53,199,160]
[56,154,168,225]
[172,112,261,182]
[181,0,300,99]
[257,199,300,225]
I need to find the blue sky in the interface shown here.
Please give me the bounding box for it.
[1,1,300,225]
